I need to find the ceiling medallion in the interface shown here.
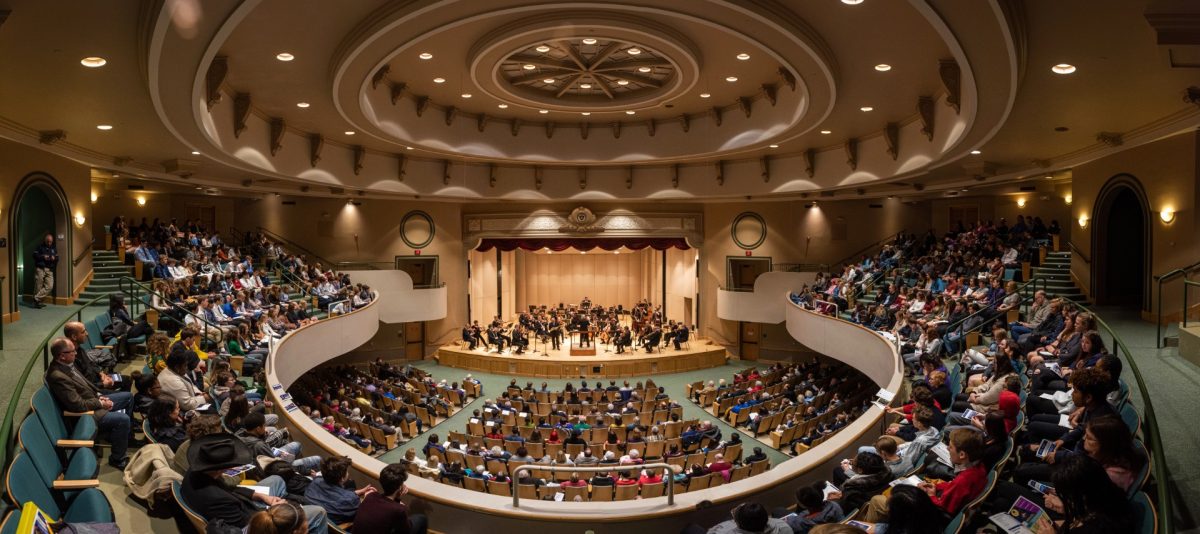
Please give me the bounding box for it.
[497,38,675,105]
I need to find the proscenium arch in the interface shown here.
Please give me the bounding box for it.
[7,172,73,312]
[1091,173,1151,311]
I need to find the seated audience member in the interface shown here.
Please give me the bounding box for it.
[781,485,844,533]
[147,395,188,451]
[353,463,429,534]
[700,502,791,534]
[247,502,309,534]
[864,429,987,522]
[305,455,378,524]
[158,349,213,412]
[851,485,947,534]
[826,451,893,513]
[1014,367,1116,486]
[44,337,133,469]
[236,412,322,474]
[181,433,328,533]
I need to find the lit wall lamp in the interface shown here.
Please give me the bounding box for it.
[136,196,146,207]
[1160,208,1175,224]
[1078,214,1089,228]
[1016,198,1027,208]
[90,192,98,203]
[1064,195,1072,206]
[74,213,86,227]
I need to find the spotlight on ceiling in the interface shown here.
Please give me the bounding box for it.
[874,64,891,71]
[970,149,982,155]
[725,76,738,82]
[581,112,591,116]
[841,0,865,4]
[699,93,711,98]
[191,150,201,155]
[535,45,550,53]
[276,52,295,62]
[736,53,750,60]
[96,124,113,130]
[296,102,310,108]
[80,56,107,68]
[860,106,873,112]
[627,48,642,55]
[344,131,355,135]
[523,64,536,70]
[433,77,445,83]
[580,83,592,89]
[418,52,433,60]
[617,80,630,86]
[543,78,555,84]
[1051,63,1077,74]
[539,109,549,114]
[461,93,472,98]
[497,104,509,109]
[625,110,636,115]
[638,67,652,73]
[769,144,779,148]
[820,130,832,135]
[582,38,598,45]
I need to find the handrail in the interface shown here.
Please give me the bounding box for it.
[1154,260,1200,347]
[269,259,307,292]
[1067,241,1090,264]
[936,276,1047,355]
[0,275,5,350]
[829,229,904,270]
[1074,303,1173,534]
[72,239,95,267]
[254,226,340,270]
[510,463,675,507]
[1183,280,1200,330]
[116,276,223,343]
[0,292,110,495]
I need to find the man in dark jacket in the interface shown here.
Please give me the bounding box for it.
[44,337,132,468]
[32,233,57,307]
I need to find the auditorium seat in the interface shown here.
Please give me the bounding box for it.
[18,416,100,495]
[6,453,113,524]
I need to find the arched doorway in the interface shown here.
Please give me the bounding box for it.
[1091,174,1150,310]
[8,173,71,311]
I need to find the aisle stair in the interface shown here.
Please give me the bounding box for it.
[76,250,133,304]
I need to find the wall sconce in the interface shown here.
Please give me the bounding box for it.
[1064,195,1072,206]
[1078,214,1089,228]
[73,213,86,227]
[1016,198,1027,208]
[1160,208,1175,224]
[90,192,98,203]
[136,196,146,207]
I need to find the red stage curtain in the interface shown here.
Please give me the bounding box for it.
[475,237,690,252]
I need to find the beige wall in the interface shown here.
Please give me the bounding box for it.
[88,185,239,244]
[233,196,466,344]
[1069,131,1199,317]
[1,139,93,320]
[514,248,655,312]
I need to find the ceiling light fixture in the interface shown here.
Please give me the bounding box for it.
[581,112,591,116]
[820,130,832,134]
[1051,63,1077,74]
[638,67,652,73]
[582,38,598,45]
[625,110,636,115]
[536,45,551,53]
[80,56,107,68]
[580,83,592,89]
[539,109,549,114]
[737,53,751,60]
[841,0,865,4]
[543,78,555,84]
[725,76,738,82]
[627,48,642,55]
[96,124,113,130]
[418,52,433,60]
[860,106,873,112]
[191,150,201,155]
[276,52,295,62]
[461,93,472,98]
[344,131,355,135]
[406,146,414,150]
[296,102,310,108]
[769,144,779,148]
[523,64,536,70]
[699,92,711,98]
[970,149,982,155]
[617,80,630,86]
[433,77,445,83]
[874,64,891,71]
[497,104,509,109]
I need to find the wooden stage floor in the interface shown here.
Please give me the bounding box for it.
[435,338,728,378]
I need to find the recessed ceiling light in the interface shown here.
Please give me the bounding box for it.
[80,56,107,68]
[581,112,591,116]
[418,52,433,60]
[276,52,295,62]
[736,53,750,60]
[769,144,779,148]
[536,45,551,53]
[497,104,509,109]
[628,48,642,55]
[523,64,536,71]
[820,130,832,134]
[580,83,592,89]
[625,110,636,115]
[970,149,982,155]
[539,109,549,114]
[582,38,598,45]
[191,150,201,155]
[1051,63,1076,74]
[726,76,738,82]
[699,92,711,98]
[860,106,873,112]
[874,63,891,71]
[543,78,555,84]
[638,67,652,73]
[344,131,355,135]
[96,124,113,130]
[617,80,630,86]
[296,102,310,108]
[461,93,472,98]
[405,146,413,150]
[961,188,969,192]
[433,77,445,83]
[841,0,864,4]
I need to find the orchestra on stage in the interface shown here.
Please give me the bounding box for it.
[460,298,691,356]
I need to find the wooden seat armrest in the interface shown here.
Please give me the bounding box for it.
[53,479,101,490]
[56,439,95,448]
[95,345,114,349]
[63,410,94,417]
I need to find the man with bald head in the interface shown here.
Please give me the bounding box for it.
[63,321,130,393]
[44,337,133,468]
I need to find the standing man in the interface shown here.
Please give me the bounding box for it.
[33,233,58,308]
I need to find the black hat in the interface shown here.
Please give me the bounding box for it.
[187,432,253,472]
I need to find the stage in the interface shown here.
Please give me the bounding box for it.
[435,338,727,378]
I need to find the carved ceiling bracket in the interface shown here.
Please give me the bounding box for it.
[415,96,430,117]
[534,166,543,190]
[1186,86,1200,108]
[233,93,251,138]
[308,134,323,167]
[760,156,771,183]
[1096,131,1124,147]
[396,153,407,181]
[647,118,657,137]
[489,164,497,188]
[738,97,753,118]
[680,114,690,133]
[269,118,285,156]
[352,145,365,175]
[671,164,680,188]
[884,123,899,160]
[390,82,407,105]
[612,121,622,139]
[545,122,555,139]
[777,67,797,91]
[803,148,815,178]
[477,114,488,133]
[371,65,390,90]
[580,122,589,140]
[845,138,859,170]
[938,59,961,114]
[626,166,634,189]
[38,129,65,145]
[442,160,451,184]
[917,96,935,140]
[762,84,778,106]
[206,56,228,111]
[578,167,588,190]
[444,106,457,126]
[715,160,725,186]
[711,107,723,126]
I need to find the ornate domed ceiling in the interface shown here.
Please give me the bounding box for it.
[0,0,1197,202]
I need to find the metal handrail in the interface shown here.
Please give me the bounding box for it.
[938,276,1047,354]
[0,275,5,350]
[72,239,95,266]
[829,229,905,270]
[117,276,223,343]
[510,462,675,507]
[0,292,111,493]
[1074,303,1173,534]
[254,226,340,270]
[1067,241,1090,264]
[1153,261,1200,347]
